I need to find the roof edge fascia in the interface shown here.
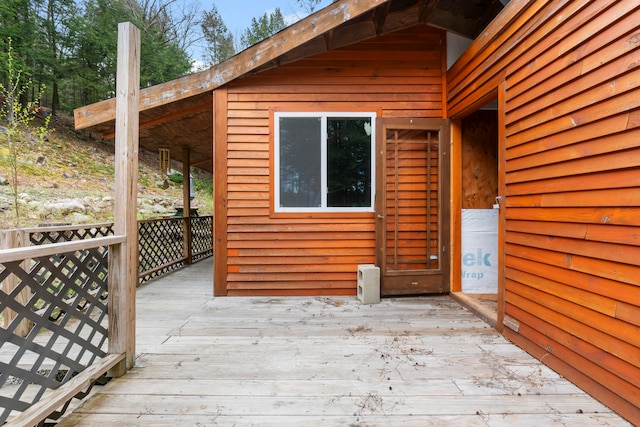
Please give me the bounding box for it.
[74,0,390,131]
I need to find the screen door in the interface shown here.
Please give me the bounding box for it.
[375,118,450,296]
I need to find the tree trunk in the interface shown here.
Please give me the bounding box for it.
[51,80,60,115]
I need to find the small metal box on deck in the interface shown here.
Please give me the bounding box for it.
[357,264,380,304]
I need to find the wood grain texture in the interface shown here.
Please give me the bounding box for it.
[73,0,395,130]
[213,88,228,296]
[219,26,445,296]
[111,22,140,373]
[448,1,640,423]
[461,110,498,209]
[52,262,631,426]
[7,353,125,427]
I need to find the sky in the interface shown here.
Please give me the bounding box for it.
[187,0,334,66]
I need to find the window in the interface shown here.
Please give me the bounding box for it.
[275,112,376,213]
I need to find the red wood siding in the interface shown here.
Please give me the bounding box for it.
[447,1,640,423]
[216,26,445,296]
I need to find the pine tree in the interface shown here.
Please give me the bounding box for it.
[240,8,286,49]
[201,5,235,66]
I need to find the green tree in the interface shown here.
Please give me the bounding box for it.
[327,118,371,207]
[2,0,197,114]
[240,8,286,49]
[37,0,80,114]
[73,0,191,105]
[0,0,35,59]
[0,39,50,227]
[201,4,235,66]
[73,0,122,105]
[0,0,37,104]
[123,0,201,53]
[119,0,195,85]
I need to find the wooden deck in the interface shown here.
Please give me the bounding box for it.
[56,261,631,426]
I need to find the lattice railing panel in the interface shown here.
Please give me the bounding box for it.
[0,217,212,422]
[191,216,213,262]
[0,246,109,424]
[28,224,114,246]
[138,218,185,283]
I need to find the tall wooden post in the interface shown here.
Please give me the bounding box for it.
[182,147,193,264]
[109,22,140,375]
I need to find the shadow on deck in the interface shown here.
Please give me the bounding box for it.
[56,260,631,426]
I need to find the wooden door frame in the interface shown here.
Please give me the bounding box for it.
[449,87,506,332]
[375,117,451,296]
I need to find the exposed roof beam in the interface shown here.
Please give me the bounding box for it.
[102,100,211,140]
[323,30,334,51]
[418,0,438,24]
[74,0,392,131]
[374,3,392,35]
[427,8,483,39]
[191,157,213,168]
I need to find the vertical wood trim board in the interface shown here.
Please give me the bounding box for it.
[449,120,462,293]
[496,79,508,333]
[214,88,229,296]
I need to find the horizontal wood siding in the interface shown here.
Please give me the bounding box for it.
[448,0,640,423]
[221,26,444,296]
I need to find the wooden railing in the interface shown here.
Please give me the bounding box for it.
[0,234,126,426]
[0,217,212,425]
[138,216,213,283]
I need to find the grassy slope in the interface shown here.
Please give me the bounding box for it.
[0,113,212,230]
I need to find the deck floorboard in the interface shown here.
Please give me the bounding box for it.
[56,261,632,426]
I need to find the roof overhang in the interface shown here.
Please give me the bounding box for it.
[74,0,508,173]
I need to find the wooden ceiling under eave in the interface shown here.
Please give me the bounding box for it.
[74,0,507,174]
[136,92,213,171]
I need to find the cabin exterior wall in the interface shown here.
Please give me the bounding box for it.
[447,1,640,423]
[214,26,445,296]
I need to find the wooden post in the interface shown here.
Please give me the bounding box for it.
[213,88,229,296]
[109,22,140,376]
[0,229,32,336]
[182,147,192,264]
[450,119,462,293]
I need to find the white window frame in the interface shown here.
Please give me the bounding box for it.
[274,112,376,213]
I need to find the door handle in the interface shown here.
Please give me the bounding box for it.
[377,214,384,219]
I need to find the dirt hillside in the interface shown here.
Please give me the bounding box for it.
[0,113,212,230]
